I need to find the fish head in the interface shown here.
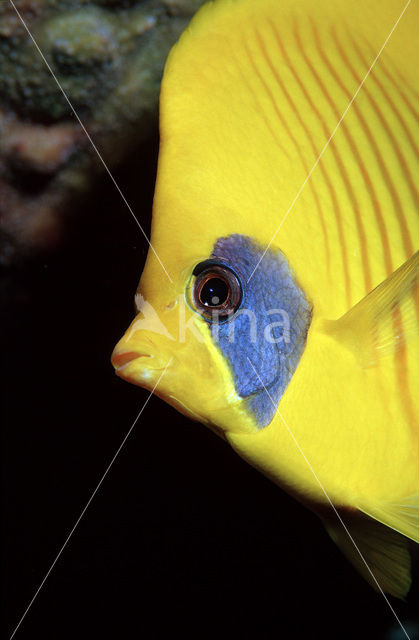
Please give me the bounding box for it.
[112,233,312,435]
[111,0,314,435]
[111,244,256,435]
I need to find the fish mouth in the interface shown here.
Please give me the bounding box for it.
[111,349,153,379]
[111,350,150,369]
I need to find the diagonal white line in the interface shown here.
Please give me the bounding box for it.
[246,357,411,640]
[247,0,412,284]
[8,0,173,284]
[9,360,172,640]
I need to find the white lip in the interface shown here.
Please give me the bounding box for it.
[115,361,138,373]
[112,349,151,370]
[114,354,168,387]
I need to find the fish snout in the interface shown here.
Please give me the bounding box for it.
[111,332,170,387]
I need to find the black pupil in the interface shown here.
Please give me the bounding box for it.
[200,277,229,307]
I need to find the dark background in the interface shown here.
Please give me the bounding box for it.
[2,131,419,640]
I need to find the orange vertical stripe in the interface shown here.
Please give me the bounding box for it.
[310,22,394,279]
[290,22,372,293]
[260,21,352,303]
[332,28,415,262]
[351,38,419,213]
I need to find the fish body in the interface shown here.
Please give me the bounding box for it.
[112,0,419,597]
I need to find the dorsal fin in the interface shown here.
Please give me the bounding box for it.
[325,252,418,366]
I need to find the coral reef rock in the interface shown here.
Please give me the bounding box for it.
[0,0,205,264]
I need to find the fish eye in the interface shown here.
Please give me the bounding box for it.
[192,260,242,321]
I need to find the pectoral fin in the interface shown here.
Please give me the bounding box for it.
[326,251,418,367]
[324,510,411,599]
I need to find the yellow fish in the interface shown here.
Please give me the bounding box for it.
[112,0,419,598]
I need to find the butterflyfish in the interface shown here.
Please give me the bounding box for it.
[112,0,419,598]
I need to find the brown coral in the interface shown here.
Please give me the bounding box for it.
[0,0,205,264]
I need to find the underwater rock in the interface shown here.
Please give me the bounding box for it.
[0,0,205,264]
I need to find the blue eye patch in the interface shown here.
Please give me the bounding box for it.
[206,234,312,428]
